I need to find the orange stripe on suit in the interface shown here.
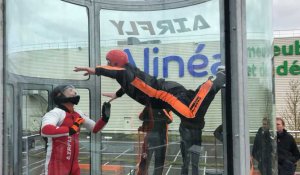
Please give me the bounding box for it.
[131,77,195,118]
[131,77,213,119]
[96,65,125,70]
[189,80,213,116]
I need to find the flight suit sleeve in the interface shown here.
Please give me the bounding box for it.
[95,66,125,79]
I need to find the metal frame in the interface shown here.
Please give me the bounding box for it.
[17,83,53,175]
[0,0,3,173]
[223,0,250,174]
[1,0,253,174]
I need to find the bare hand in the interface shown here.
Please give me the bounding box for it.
[74,67,96,76]
[102,93,118,103]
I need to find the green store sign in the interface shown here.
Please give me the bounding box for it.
[274,40,300,76]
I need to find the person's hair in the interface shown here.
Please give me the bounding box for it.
[262,117,269,123]
[276,117,285,126]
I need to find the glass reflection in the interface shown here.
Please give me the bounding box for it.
[6,0,89,79]
[246,0,276,174]
[98,1,224,174]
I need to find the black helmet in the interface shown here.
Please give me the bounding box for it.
[52,85,80,105]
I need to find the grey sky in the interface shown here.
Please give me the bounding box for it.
[273,0,300,30]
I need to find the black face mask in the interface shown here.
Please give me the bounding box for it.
[68,95,80,105]
[54,95,80,105]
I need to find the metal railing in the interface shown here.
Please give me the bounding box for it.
[8,41,89,53]
[22,134,42,175]
[22,130,300,175]
[273,29,300,38]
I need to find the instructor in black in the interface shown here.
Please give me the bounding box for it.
[136,106,173,175]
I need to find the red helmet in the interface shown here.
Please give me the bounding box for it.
[106,50,129,67]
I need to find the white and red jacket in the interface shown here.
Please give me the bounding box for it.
[41,107,107,175]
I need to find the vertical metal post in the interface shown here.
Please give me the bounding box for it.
[62,0,102,174]
[0,0,4,173]
[218,1,228,174]
[25,137,29,175]
[223,0,250,174]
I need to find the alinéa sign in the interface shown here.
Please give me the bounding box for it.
[123,43,221,78]
[274,40,300,76]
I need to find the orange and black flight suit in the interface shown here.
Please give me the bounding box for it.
[137,106,173,175]
[95,63,224,121]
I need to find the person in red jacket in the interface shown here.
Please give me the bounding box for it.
[74,49,225,124]
[136,106,173,175]
[41,85,110,175]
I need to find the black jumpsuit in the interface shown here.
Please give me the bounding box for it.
[252,127,272,175]
[137,106,172,175]
[95,63,224,123]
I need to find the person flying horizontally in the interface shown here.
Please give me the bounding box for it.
[74,49,225,123]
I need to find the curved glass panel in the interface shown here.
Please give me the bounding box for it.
[6,0,89,80]
[99,1,224,174]
[246,0,276,174]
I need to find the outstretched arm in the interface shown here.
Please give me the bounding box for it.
[102,88,125,102]
[74,66,126,79]
[102,93,118,103]
[93,102,111,133]
[73,67,96,76]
